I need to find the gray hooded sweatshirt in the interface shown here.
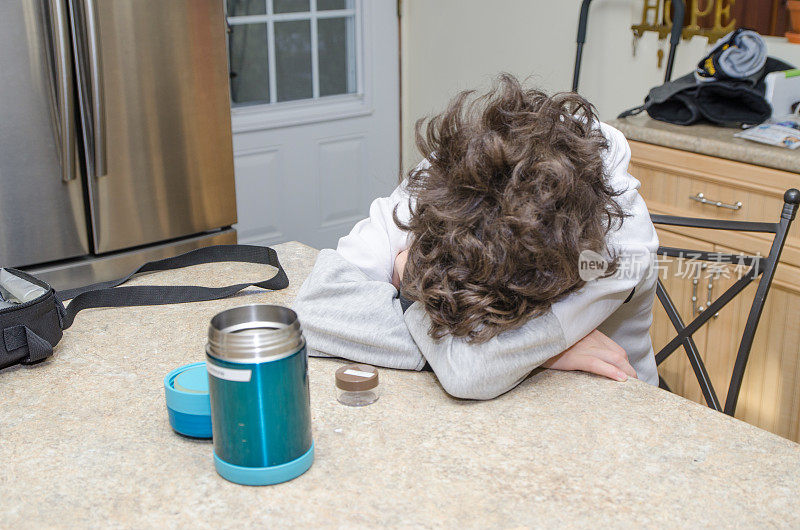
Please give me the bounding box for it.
[292,122,659,399]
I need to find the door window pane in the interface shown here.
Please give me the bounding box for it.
[317,0,351,10]
[229,23,269,105]
[227,0,267,16]
[274,20,312,102]
[273,0,309,13]
[226,1,358,107]
[318,17,355,97]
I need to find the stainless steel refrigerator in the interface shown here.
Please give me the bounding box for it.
[0,0,237,290]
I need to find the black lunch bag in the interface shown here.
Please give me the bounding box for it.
[0,244,289,371]
[618,57,795,127]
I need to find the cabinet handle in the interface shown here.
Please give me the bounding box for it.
[690,193,742,211]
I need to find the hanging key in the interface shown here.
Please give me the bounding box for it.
[632,32,641,57]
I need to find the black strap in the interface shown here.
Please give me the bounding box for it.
[623,287,636,304]
[58,244,289,329]
[616,104,645,120]
[617,72,698,120]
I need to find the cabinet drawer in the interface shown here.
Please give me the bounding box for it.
[628,141,800,269]
[636,165,783,223]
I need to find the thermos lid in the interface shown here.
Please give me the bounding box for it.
[335,364,379,391]
[164,362,212,439]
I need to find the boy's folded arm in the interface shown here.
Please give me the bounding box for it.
[292,249,426,371]
[403,200,657,400]
[403,259,645,400]
[403,303,568,400]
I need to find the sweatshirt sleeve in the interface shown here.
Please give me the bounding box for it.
[403,304,567,400]
[293,169,424,370]
[292,249,426,371]
[335,164,425,283]
[549,122,659,347]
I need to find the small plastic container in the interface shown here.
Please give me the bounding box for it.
[335,364,380,406]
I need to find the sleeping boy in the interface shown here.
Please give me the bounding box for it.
[293,74,659,399]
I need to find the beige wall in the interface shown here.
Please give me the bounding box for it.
[400,0,800,171]
[400,0,580,171]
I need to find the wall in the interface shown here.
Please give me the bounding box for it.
[400,0,800,171]
[400,0,578,171]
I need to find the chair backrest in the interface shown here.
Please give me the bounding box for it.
[571,0,685,92]
[650,189,799,416]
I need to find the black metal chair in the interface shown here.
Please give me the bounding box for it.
[650,189,800,416]
[572,0,684,92]
[571,2,798,415]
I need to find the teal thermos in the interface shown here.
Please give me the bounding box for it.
[205,305,314,486]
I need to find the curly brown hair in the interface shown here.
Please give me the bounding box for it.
[395,74,626,343]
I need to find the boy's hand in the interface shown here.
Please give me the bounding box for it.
[392,250,409,289]
[542,329,637,382]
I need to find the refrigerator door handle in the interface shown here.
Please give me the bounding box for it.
[82,0,107,178]
[50,0,75,182]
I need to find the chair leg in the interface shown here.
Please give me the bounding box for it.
[655,280,722,411]
[724,216,793,415]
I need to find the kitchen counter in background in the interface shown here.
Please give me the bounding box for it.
[609,115,800,174]
[2,241,800,527]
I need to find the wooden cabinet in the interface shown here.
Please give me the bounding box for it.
[628,141,800,441]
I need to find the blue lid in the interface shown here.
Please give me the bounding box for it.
[164,362,212,439]
[174,364,209,394]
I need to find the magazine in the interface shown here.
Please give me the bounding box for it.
[735,115,800,150]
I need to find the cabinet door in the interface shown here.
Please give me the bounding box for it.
[651,229,714,403]
[706,245,800,441]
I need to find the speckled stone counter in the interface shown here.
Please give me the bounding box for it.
[610,115,800,174]
[2,241,799,527]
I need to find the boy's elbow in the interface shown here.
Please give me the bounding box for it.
[437,372,505,401]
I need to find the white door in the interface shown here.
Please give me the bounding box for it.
[226,0,400,249]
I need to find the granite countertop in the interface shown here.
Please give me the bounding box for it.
[2,241,800,527]
[609,115,800,174]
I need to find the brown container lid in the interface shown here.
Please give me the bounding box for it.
[335,364,379,391]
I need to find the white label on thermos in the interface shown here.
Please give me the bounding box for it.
[207,363,252,382]
[343,369,374,379]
